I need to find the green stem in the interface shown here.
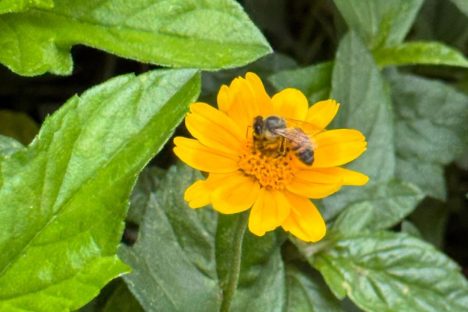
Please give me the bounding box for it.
[220,213,249,312]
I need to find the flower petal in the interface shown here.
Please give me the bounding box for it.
[282,192,326,242]
[184,173,231,208]
[185,102,244,155]
[272,88,309,121]
[211,173,260,214]
[306,99,339,130]
[287,177,341,199]
[173,137,238,173]
[312,129,367,168]
[217,73,272,131]
[312,167,369,186]
[248,189,290,236]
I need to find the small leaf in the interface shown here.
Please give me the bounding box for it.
[0,110,39,144]
[332,202,374,235]
[102,282,144,312]
[451,0,468,17]
[0,0,271,76]
[401,220,423,239]
[268,61,332,103]
[0,69,200,311]
[326,180,423,230]
[311,232,468,312]
[374,41,468,68]
[285,263,342,312]
[333,0,423,48]
[0,0,53,14]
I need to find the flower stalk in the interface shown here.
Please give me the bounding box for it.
[220,212,249,312]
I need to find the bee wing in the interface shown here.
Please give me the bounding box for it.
[273,128,312,148]
[284,118,321,135]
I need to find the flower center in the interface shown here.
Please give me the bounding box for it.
[238,142,297,190]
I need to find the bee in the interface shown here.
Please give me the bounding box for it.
[252,115,314,165]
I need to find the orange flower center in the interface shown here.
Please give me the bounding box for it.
[238,142,297,190]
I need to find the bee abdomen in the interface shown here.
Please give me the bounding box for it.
[297,149,314,165]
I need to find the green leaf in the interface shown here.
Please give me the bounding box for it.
[0,0,271,76]
[333,0,423,48]
[330,31,395,182]
[312,232,468,312]
[120,164,221,312]
[374,41,468,68]
[102,282,144,312]
[409,199,449,248]
[268,61,332,103]
[121,165,287,312]
[0,0,53,14]
[387,71,468,199]
[0,69,200,311]
[327,180,423,230]
[451,0,468,17]
[285,263,342,312]
[0,135,23,158]
[0,110,39,144]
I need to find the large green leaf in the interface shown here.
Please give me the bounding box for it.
[333,0,423,48]
[0,0,271,76]
[330,31,395,182]
[285,263,342,312]
[387,72,468,199]
[312,232,468,312]
[374,41,468,68]
[329,180,424,231]
[268,61,332,103]
[0,69,200,311]
[121,165,286,312]
[0,135,23,158]
[102,282,144,312]
[0,0,53,14]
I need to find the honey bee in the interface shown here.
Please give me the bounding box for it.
[252,115,314,165]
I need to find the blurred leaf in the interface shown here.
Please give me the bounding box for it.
[0,69,200,311]
[327,180,423,230]
[269,61,332,103]
[374,42,468,68]
[121,165,287,312]
[102,282,143,312]
[451,0,468,17]
[0,110,39,144]
[401,220,423,239]
[387,72,468,199]
[0,0,53,14]
[0,135,23,157]
[333,0,423,48]
[217,216,286,312]
[330,31,395,182]
[285,263,342,312]
[409,199,449,248]
[0,0,271,76]
[311,232,468,312]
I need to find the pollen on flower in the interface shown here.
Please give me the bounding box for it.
[238,142,297,190]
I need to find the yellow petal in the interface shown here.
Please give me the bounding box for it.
[306,99,339,130]
[313,129,367,168]
[312,167,369,186]
[217,74,272,131]
[186,102,244,155]
[248,189,290,236]
[183,173,231,208]
[281,192,326,242]
[287,177,341,199]
[211,173,260,214]
[173,137,238,173]
[272,88,308,121]
[294,168,343,184]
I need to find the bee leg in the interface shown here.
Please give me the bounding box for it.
[279,137,287,156]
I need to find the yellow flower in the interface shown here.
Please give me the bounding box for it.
[173,72,368,242]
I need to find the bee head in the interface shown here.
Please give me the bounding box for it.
[253,116,264,137]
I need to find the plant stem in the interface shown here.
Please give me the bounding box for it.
[220,213,249,312]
